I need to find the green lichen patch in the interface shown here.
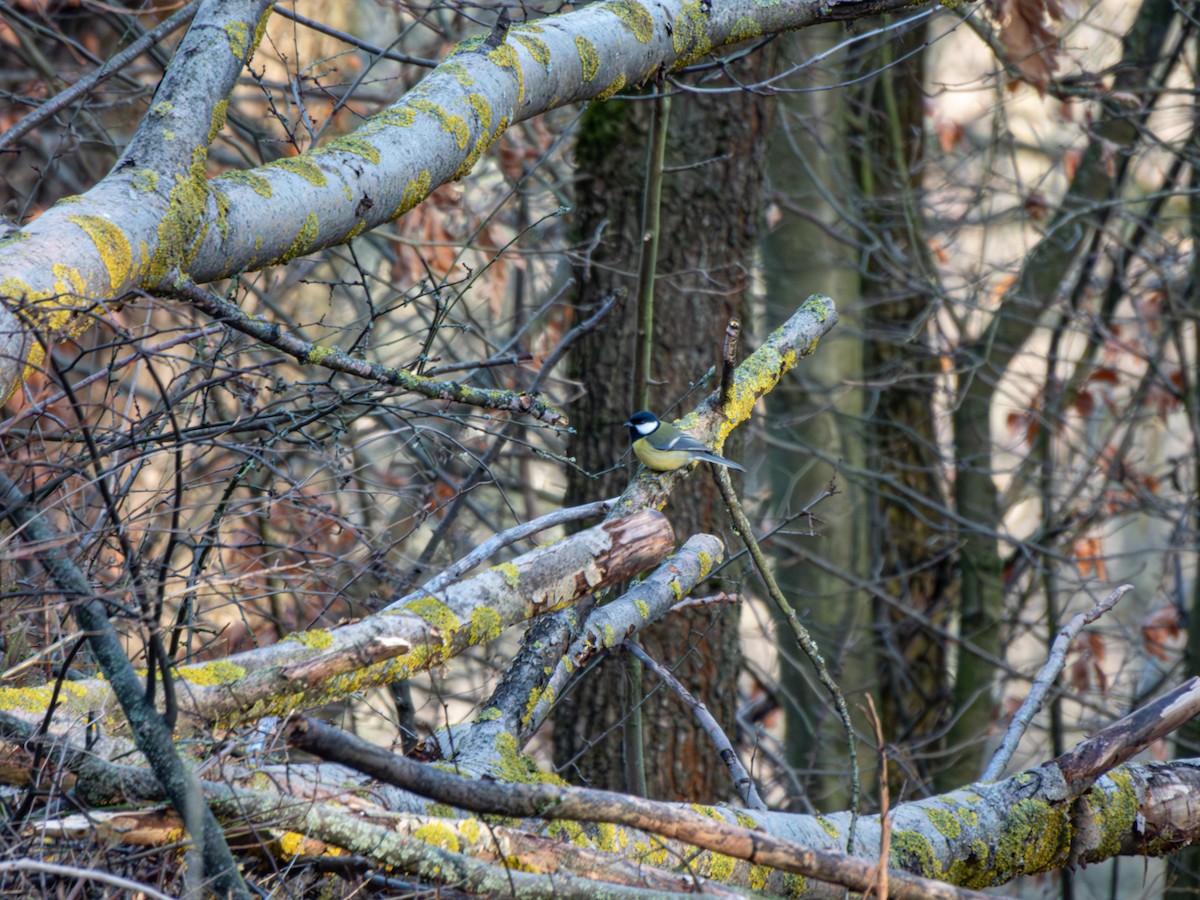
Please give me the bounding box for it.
[410,99,469,150]
[225,21,249,59]
[574,35,600,81]
[925,805,962,839]
[320,134,381,165]
[672,0,713,66]
[890,830,938,877]
[476,706,502,722]
[1082,771,1139,860]
[265,155,327,187]
[69,215,130,293]
[604,0,655,42]
[493,731,567,785]
[728,16,762,43]
[131,169,159,193]
[216,169,273,198]
[634,598,650,619]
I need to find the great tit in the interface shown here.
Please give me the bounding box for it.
[623,410,745,472]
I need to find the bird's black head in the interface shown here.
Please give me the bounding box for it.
[623,410,659,442]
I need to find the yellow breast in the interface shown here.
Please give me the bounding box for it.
[632,438,693,472]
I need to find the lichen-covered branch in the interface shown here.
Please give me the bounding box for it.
[1,0,886,403]
[0,509,674,738]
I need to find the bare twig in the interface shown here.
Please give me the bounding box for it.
[626,640,767,811]
[271,3,437,67]
[0,2,202,151]
[982,584,1133,781]
[0,472,250,900]
[0,860,176,900]
[713,465,860,850]
[170,282,566,424]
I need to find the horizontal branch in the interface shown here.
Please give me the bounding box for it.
[0,0,897,402]
[0,509,674,737]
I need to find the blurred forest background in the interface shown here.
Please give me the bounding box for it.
[0,0,1197,897]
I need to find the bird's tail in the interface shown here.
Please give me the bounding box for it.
[696,453,746,473]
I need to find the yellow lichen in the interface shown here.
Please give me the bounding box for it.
[284,630,334,650]
[274,211,319,264]
[410,99,470,150]
[487,44,526,105]
[265,155,327,187]
[672,0,713,66]
[320,134,381,165]
[512,33,551,69]
[275,831,307,857]
[728,16,762,42]
[208,99,228,145]
[130,169,158,192]
[493,561,521,587]
[176,659,246,685]
[225,21,248,59]
[575,35,600,81]
[595,73,627,102]
[216,169,272,198]
[69,215,130,293]
[469,606,502,644]
[413,821,460,852]
[404,596,462,637]
[604,0,655,42]
[392,169,431,219]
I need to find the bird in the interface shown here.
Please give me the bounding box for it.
[623,410,745,472]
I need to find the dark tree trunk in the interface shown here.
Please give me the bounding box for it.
[555,60,770,800]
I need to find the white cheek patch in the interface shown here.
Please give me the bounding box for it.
[635,421,657,436]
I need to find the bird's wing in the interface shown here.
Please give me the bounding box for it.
[658,431,712,454]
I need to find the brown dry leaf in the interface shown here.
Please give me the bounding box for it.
[1141,605,1183,663]
[1071,537,1106,580]
[935,119,966,154]
[1062,147,1084,182]
[989,0,1068,94]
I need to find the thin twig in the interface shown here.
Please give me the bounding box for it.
[0,1,201,151]
[0,860,175,900]
[626,640,767,810]
[0,471,250,900]
[713,465,860,851]
[982,584,1133,782]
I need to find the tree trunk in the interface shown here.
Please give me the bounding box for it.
[555,59,771,799]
